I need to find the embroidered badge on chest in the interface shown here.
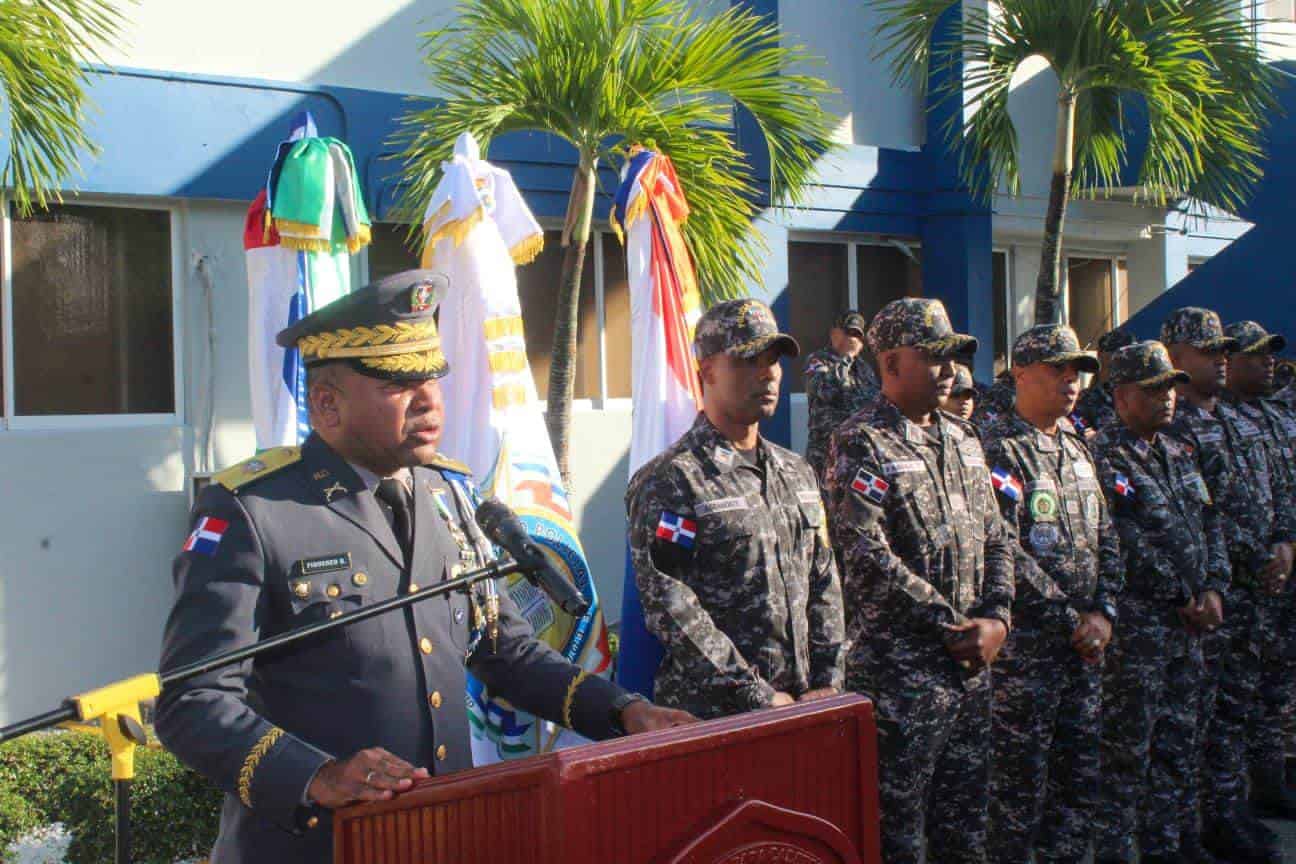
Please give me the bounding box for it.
[1029,522,1061,554]
[1029,490,1059,522]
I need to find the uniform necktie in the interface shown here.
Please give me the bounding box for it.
[376,477,413,564]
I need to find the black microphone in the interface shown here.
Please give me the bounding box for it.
[475,498,591,617]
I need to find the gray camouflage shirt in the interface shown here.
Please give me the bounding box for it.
[804,347,879,482]
[982,412,1124,635]
[825,394,1015,686]
[627,414,846,719]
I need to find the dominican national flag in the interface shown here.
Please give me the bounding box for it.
[183,517,229,556]
[614,147,705,698]
[655,512,697,549]
[851,469,890,504]
[1114,473,1136,498]
[1069,412,1087,433]
[990,467,1023,502]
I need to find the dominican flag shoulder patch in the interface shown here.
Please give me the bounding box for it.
[183,516,230,556]
[990,467,1023,502]
[1113,473,1136,499]
[656,511,697,549]
[851,468,890,504]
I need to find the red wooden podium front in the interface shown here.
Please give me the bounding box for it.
[334,694,880,864]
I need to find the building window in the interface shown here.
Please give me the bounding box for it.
[1265,0,1295,22]
[367,222,421,282]
[786,236,922,393]
[2,202,176,424]
[1066,256,1128,350]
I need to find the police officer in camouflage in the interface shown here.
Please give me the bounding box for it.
[825,297,1015,864]
[1072,327,1136,436]
[804,310,879,483]
[1089,341,1230,864]
[156,271,692,864]
[628,299,846,720]
[980,324,1123,864]
[1159,307,1283,862]
[940,363,977,421]
[972,367,1015,430]
[1222,320,1296,823]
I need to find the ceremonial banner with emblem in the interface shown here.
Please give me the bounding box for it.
[421,132,611,762]
[612,147,704,698]
[245,112,368,449]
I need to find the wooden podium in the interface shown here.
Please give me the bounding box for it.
[334,694,880,864]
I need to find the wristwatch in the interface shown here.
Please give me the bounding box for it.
[609,691,648,735]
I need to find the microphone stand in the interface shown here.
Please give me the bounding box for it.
[0,557,525,864]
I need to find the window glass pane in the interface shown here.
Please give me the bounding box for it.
[11,204,173,415]
[992,251,1009,376]
[601,234,632,398]
[1066,257,1114,350]
[516,230,597,400]
[855,242,922,326]
[787,242,849,393]
[368,223,421,282]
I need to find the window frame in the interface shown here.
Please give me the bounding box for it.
[1062,251,1130,347]
[785,231,924,397]
[0,194,185,431]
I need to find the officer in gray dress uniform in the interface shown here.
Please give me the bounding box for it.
[155,270,692,864]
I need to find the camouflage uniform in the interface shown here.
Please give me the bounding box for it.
[825,298,1014,864]
[1223,321,1296,804]
[972,372,1015,430]
[628,300,846,720]
[1089,342,1229,863]
[1071,329,1134,436]
[980,325,1122,864]
[804,346,879,482]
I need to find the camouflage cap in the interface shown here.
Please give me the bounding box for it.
[1225,320,1287,355]
[276,269,449,381]
[951,364,976,396]
[693,298,800,361]
[1096,327,1136,354]
[834,310,867,337]
[1011,324,1100,374]
[1160,307,1239,352]
[867,297,978,359]
[1108,340,1190,389]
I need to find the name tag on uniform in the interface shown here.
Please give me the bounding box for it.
[1199,429,1225,444]
[695,496,748,517]
[1026,478,1056,492]
[1072,461,1094,479]
[1235,417,1262,437]
[885,460,925,475]
[797,490,823,506]
[297,553,351,576]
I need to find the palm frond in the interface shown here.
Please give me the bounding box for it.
[0,0,125,215]
[877,0,1279,212]
[394,0,838,303]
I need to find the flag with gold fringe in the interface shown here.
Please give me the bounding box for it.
[422,132,611,763]
[245,112,368,449]
[612,146,703,699]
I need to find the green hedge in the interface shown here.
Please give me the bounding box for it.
[0,731,221,864]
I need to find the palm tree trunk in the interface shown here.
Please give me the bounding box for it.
[1035,92,1077,325]
[545,153,597,489]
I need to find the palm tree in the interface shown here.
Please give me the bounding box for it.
[396,0,836,484]
[875,0,1280,324]
[1,0,125,216]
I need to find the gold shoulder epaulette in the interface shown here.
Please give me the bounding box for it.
[426,453,473,476]
[215,447,302,492]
